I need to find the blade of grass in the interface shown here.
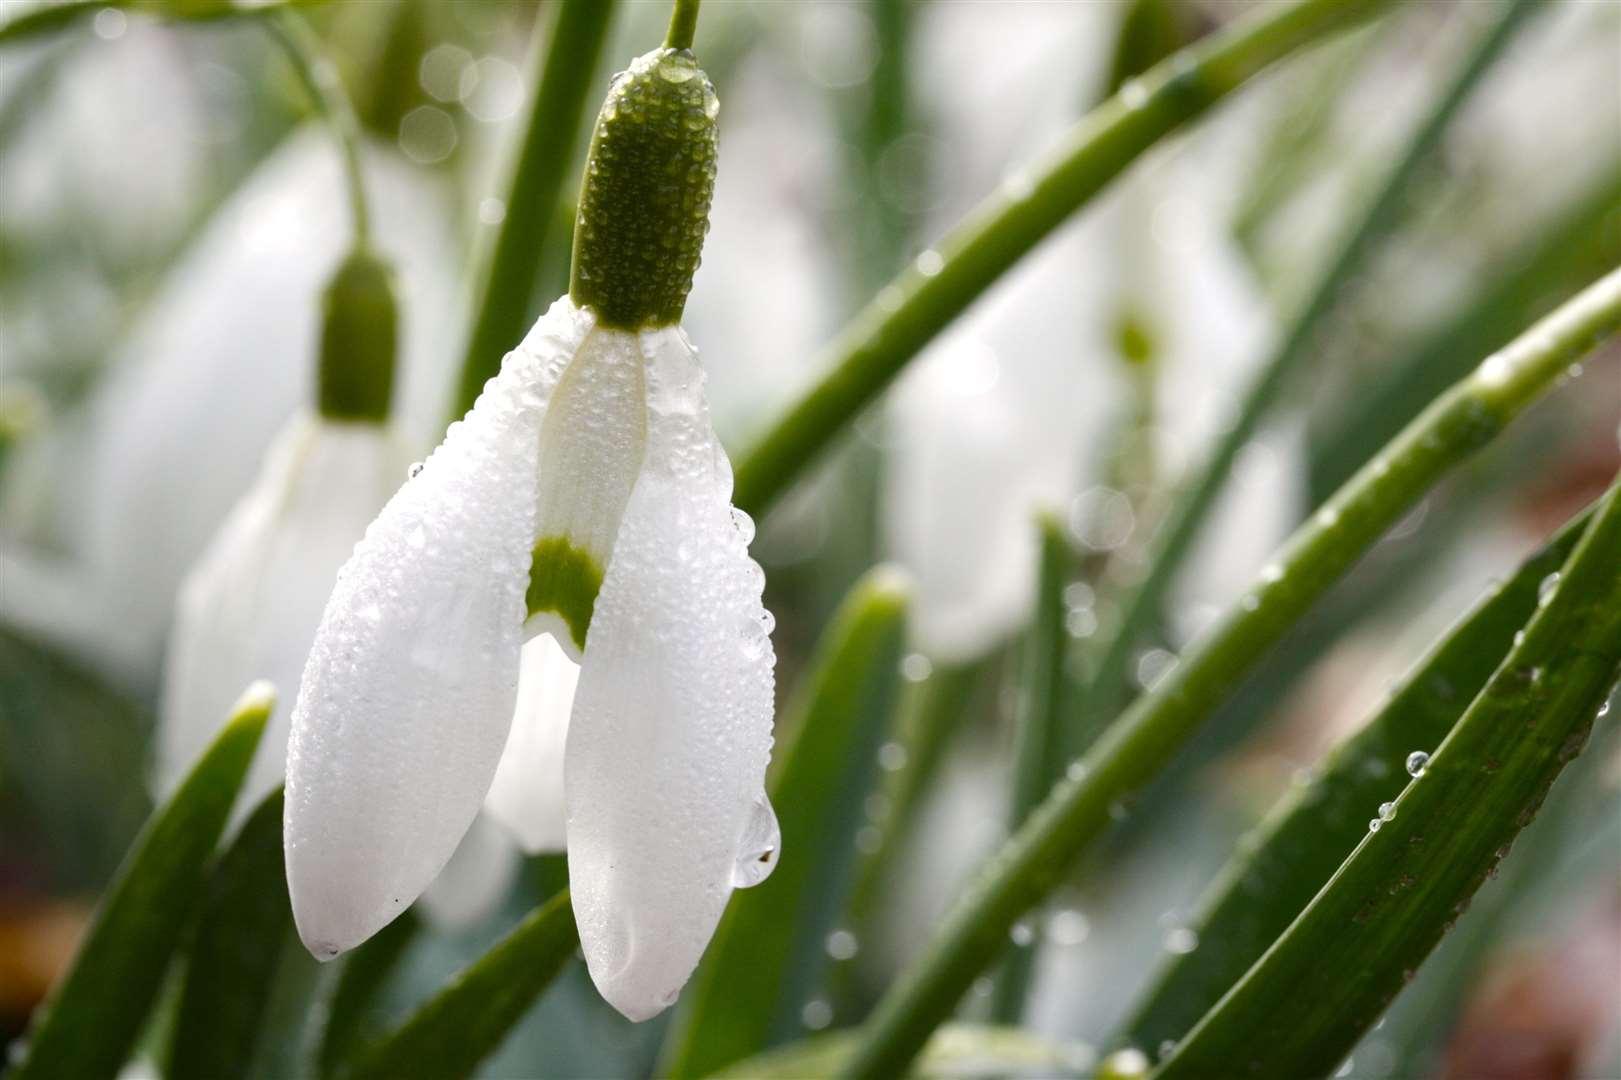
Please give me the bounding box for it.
[345,889,577,1080]
[1074,0,1547,748]
[839,269,1621,1080]
[661,568,911,1078]
[315,909,422,1078]
[729,0,1396,517]
[1120,501,1594,1057]
[1159,472,1621,1078]
[990,515,1073,1023]
[448,0,618,421]
[1307,157,1621,501]
[11,684,271,1080]
[170,786,293,1080]
[0,0,320,42]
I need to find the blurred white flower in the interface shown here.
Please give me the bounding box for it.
[285,296,778,1023]
[158,412,409,813]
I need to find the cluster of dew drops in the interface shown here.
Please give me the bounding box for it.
[1368,750,1430,833]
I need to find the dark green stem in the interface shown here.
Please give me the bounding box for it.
[730,0,1397,517]
[838,272,1621,1080]
[1074,0,1546,749]
[450,0,618,420]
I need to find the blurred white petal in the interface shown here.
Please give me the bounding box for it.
[418,812,520,931]
[160,413,410,815]
[567,325,777,1022]
[284,298,590,959]
[483,633,580,854]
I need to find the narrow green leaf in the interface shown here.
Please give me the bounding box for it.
[991,516,1073,1023]
[316,908,421,1078]
[1159,474,1621,1079]
[840,269,1621,1080]
[1076,0,1547,745]
[713,1024,1094,1080]
[730,0,1395,516]
[12,685,272,1080]
[450,0,618,420]
[661,567,911,1079]
[1120,502,1594,1056]
[346,890,577,1080]
[170,787,292,1080]
[0,0,320,43]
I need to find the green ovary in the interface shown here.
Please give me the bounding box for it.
[526,536,605,653]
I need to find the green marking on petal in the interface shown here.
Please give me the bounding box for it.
[526,536,604,652]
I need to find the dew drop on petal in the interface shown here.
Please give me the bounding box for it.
[731,793,780,888]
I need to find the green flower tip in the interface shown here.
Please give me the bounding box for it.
[570,47,719,330]
[318,249,399,423]
[527,535,605,653]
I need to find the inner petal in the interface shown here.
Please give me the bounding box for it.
[525,326,647,658]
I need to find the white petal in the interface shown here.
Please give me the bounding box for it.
[483,633,580,854]
[161,414,410,820]
[418,812,520,931]
[285,296,592,960]
[567,326,777,1022]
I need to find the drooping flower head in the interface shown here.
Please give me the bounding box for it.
[284,43,780,1021]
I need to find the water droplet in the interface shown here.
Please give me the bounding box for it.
[1047,908,1090,946]
[900,652,933,682]
[1070,486,1136,551]
[1066,760,1089,783]
[801,998,833,1030]
[1537,571,1560,607]
[407,461,425,479]
[825,929,859,961]
[732,794,780,888]
[1100,1047,1151,1079]
[854,825,883,853]
[877,741,908,772]
[1010,919,1036,947]
[915,249,944,277]
[1378,801,1396,822]
[1159,1039,1178,1061]
[1135,649,1179,691]
[1120,79,1150,109]
[1405,751,1429,777]
[730,507,756,544]
[1259,563,1284,584]
[1368,818,1382,833]
[1599,699,1612,719]
[1164,927,1199,954]
[1065,582,1096,610]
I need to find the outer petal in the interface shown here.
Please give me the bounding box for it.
[161,414,411,820]
[566,326,777,1022]
[285,297,591,959]
[482,633,580,853]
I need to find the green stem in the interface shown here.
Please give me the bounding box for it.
[839,271,1621,1080]
[729,0,1395,518]
[449,0,618,420]
[1074,0,1546,750]
[665,0,700,50]
[266,10,371,247]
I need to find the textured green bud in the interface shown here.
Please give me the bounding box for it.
[317,249,398,422]
[569,48,719,330]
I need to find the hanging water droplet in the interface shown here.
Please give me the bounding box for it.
[1405,751,1429,777]
[732,794,780,888]
[730,506,756,545]
[1378,801,1397,822]
[1537,571,1561,607]
[407,461,425,479]
[1368,818,1382,833]
[1599,699,1612,719]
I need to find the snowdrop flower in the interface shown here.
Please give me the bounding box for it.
[285,45,779,1022]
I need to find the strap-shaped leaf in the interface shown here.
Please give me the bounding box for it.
[661,568,911,1078]
[1159,475,1621,1078]
[170,786,292,1080]
[1121,502,1593,1056]
[316,909,421,1077]
[12,685,271,1080]
[345,889,577,1080]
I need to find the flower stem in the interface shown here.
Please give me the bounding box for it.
[729,0,1396,518]
[1072,0,1547,751]
[838,269,1621,1080]
[266,10,371,248]
[665,0,701,50]
[450,0,618,421]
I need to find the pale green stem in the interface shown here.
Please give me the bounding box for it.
[839,270,1621,1080]
[730,0,1397,517]
[665,0,701,50]
[1074,0,1546,746]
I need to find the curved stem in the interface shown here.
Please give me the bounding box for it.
[449,0,618,421]
[266,10,370,247]
[839,270,1621,1080]
[729,0,1397,518]
[1073,0,1547,750]
[665,0,701,50]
